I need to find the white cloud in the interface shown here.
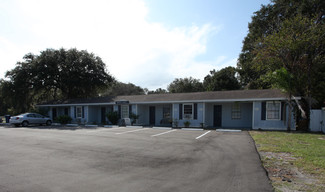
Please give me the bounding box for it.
[0,0,232,90]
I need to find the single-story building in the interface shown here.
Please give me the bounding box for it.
[38,89,297,130]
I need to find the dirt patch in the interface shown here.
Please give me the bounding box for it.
[318,137,325,140]
[259,152,323,191]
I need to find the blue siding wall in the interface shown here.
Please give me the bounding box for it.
[88,106,99,123]
[172,103,204,127]
[253,101,287,130]
[221,103,252,128]
[136,104,173,126]
[137,105,148,125]
[204,103,252,128]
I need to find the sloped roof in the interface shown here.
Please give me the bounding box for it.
[38,89,289,106]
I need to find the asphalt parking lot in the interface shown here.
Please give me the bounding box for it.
[0,126,272,192]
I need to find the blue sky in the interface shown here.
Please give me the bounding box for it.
[145,0,270,63]
[0,0,270,90]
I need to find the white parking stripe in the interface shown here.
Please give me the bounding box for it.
[115,128,149,135]
[195,131,211,140]
[151,129,176,137]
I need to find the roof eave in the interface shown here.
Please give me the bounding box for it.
[36,97,290,107]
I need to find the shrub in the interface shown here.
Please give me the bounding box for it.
[130,113,140,125]
[56,115,72,124]
[107,111,119,125]
[183,121,191,128]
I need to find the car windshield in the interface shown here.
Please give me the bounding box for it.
[35,114,43,118]
[27,114,36,118]
[18,113,30,116]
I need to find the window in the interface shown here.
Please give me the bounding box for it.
[35,114,43,118]
[183,104,193,119]
[231,103,241,119]
[266,101,281,120]
[163,106,171,119]
[76,106,82,118]
[121,105,129,118]
[64,108,69,115]
[27,114,36,118]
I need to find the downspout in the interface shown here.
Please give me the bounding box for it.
[287,93,292,132]
[135,104,138,124]
[203,103,205,128]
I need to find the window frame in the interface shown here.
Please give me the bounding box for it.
[231,103,241,120]
[183,103,193,120]
[163,105,171,119]
[27,114,36,118]
[266,101,281,120]
[121,105,129,119]
[76,106,82,118]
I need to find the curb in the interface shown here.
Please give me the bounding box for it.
[216,129,242,132]
[181,128,204,131]
[85,125,98,128]
[248,131,274,189]
[152,127,172,130]
[104,125,119,128]
[126,126,143,128]
[66,124,78,127]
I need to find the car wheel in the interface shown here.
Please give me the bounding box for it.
[22,121,29,127]
[46,120,52,126]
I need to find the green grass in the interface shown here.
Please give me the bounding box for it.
[250,131,325,191]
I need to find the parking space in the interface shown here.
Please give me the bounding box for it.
[79,127,218,143]
[62,126,215,140]
[0,126,272,192]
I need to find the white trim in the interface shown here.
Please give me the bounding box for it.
[231,103,241,119]
[37,97,294,107]
[183,103,194,120]
[266,101,281,120]
[76,106,82,118]
[121,105,129,119]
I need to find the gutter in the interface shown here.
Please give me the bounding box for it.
[37,97,291,107]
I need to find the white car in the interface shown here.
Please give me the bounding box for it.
[10,113,52,127]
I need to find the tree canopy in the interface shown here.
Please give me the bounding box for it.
[237,0,325,89]
[167,77,204,93]
[203,67,240,91]
[147,88,168,94]
[1,48,114,114]
[103,82,146,96]
[237,0,325,130]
